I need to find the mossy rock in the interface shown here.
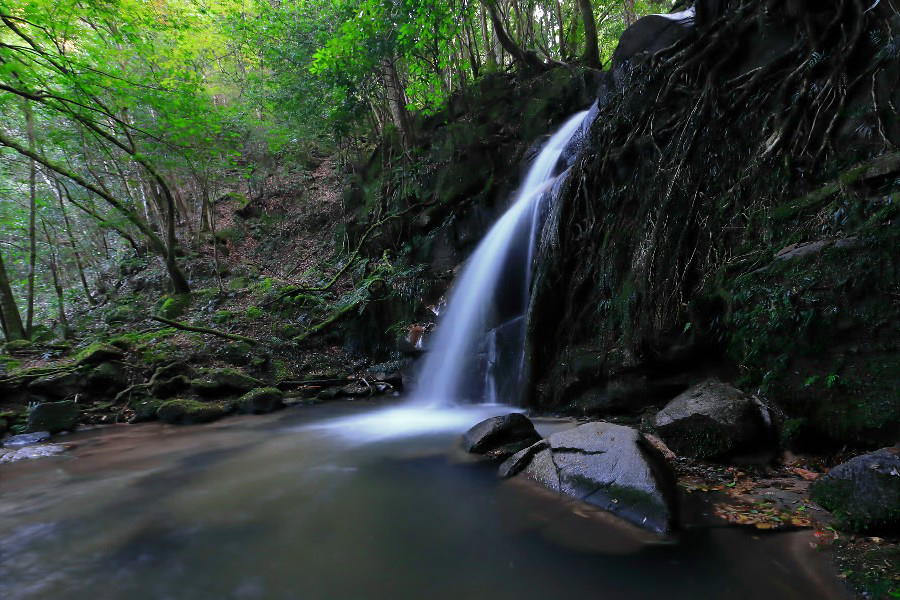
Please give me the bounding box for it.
[76,343,126,366]
[85,362,130,394]
[27,401,80,434]
[191,368,263,398]
[105,305,138,324]
[221,341,254,366]
[150,375,191,399]
[811,448,900,533]
[131,397,166,423]
[28,371,84,400]
[236,387,285,414]
[4,339,33,354]
[228,277,250,291]
[158,294,191,319]
[157,399,227,425]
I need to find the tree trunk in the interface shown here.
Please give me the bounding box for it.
[578,0,601,68]
[479,0,545,70]
[41,219,70,339]
[49,175,95,304]
[623,0,637,26]
[24,101,37,335]
[0,252,26,341]
[381,57,412,148]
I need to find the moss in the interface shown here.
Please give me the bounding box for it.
[245,306,263,319]
[4,339,33,353]
[191,368,263,397]
[158,294,191,319]
[74,342,124,366]
[157,399,227,425]
[213,310,237,324]
[235,387,284,414]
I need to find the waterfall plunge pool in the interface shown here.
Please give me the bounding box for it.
[0,400,849,600]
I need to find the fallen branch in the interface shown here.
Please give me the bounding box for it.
[150,315,259,344]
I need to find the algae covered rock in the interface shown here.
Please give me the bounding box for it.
[27,401,80,434]
[75,343,125,366]
[191,368,263,397]
[811,447,900,533]
[28,371,83,400]
[507,421,677,534]
[653,380,773,459]
[131,397,166,423]
[236,387,285,414]
[462,413,542,459]
[157,399,226,425]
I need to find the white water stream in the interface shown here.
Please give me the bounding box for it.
[311,110,591,441]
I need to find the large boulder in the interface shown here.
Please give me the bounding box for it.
[653,380,772,459]
[75,343,125,366]
[28,370,83,400]
[236,387,285,414]
[462,413,542,459]
[157,399,227,425]
[85,362,130,395]
[502,422,677,534]
[191,368,263,398]
[27,401,80,434]
[811,447,900,533]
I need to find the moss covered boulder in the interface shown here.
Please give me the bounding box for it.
[27,401,80,433]
[85,362,130,395]
[131,397,166,423]
[236,387,285,414]
[75,343,125,366]
[157,399,227,425]
[811,447,900,534]
[28,371,83,400]
[191,368,263,398]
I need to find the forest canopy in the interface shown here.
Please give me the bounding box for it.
[0,0,671,341]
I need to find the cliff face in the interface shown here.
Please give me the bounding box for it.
[526,0,900,448]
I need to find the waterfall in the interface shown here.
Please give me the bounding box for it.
[306,109,592,442]
[411,109,591,407]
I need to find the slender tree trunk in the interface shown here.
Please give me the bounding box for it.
[623,0,637,26]
[0,252,26,341]
[382,57,412,148]
[555,0,567,58]
[480,3,498,68]
[578,0,601,68]
[41,219,70,339]
[24,102,37,335]
[49,176,95,304]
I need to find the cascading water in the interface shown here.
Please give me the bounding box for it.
[411,109,590,407]
[308,109,592,441]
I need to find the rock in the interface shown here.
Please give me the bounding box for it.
[513,422,677,534]
[811,447,900,533]
[3,431,51,447]
[157,399,227,425]
[75,343,125,366]
[462,413,542,459]
[653,380,772,459]
[85,362,130,394]
[498,440,548,478]
[130,397,165,422]
[27,401,80,434]
[191,368,263,397]
[0,444,66,464]
[150,375,191,398]
[28,371,83,400]
[236,387,285,414]
[4,339,33,354]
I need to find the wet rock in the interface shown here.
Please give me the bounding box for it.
[28,371,83,400]
[236,387,285,414]
[157,399,227,425]
[811,447,900,533]
[498,440,548,478]
[462,413,542,459]
[150,375,191,399]
[3,431,51,447]
[76,343,125,366]
[0,443,66,463]
[653,380,772,459]
[191,368,263,398]
[513,422,677,534]
[27,401,80,434]
[339,381,372,398]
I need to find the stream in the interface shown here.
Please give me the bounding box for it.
[0,400,849,600]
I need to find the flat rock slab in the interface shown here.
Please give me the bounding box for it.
[506,421,677,534]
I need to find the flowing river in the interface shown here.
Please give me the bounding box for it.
[0,400,849,600]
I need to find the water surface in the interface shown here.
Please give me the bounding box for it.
[0,401,849,600]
